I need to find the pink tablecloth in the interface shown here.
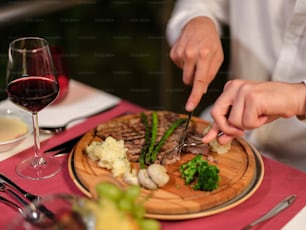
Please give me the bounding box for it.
[0,100,306,229]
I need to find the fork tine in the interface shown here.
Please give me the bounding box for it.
[160,144,181,165]
[161,134,206,165]
[0,195,24,215]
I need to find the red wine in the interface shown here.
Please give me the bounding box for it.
[7,76,59,112]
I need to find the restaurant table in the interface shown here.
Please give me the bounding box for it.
[0,99,306,229]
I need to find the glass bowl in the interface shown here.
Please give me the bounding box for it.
[5,194,146,230]
[0,108,32,152]
[6,194,91,230]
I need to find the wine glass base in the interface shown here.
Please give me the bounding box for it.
[16,156,62,180]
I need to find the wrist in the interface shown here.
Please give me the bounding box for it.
[296,81,306,121]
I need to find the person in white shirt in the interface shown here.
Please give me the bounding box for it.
[166,0,306,171]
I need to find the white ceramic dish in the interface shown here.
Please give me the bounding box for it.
[0,108,32,152]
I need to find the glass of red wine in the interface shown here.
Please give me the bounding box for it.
[6,37,62,180]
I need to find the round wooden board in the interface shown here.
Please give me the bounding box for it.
[68,112,264,220]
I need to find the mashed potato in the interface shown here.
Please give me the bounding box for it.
[86,137,130,177]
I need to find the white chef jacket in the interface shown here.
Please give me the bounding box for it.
[167,0,306,171]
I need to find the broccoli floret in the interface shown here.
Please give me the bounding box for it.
[179,155,202,184]
[179,155,220,191]
[194,164,220,191]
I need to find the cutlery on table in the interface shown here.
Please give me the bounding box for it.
[43,110,132,157]
[0,182,30,207]
[0,183,44,223]
[0,173,39,202]
[0,173,55,220]
[0,194,53,226]
[44,135,83,157]
[39,116,87,134]
[242,194,296,230]
[39,104,120,134]
[0,195,24,215]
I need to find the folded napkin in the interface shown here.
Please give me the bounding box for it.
[0,79,120,161]
[282,206,306,230]
[39,79,120,127]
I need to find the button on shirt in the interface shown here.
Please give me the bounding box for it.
[167,0,306,171]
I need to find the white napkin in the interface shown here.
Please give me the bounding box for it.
[0,79,120,161]
[282,206,306,230]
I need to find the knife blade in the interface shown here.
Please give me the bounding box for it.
[179,111,193,147]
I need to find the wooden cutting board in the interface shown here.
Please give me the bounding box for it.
[68,112,264,220]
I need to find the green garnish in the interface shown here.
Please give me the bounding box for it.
[150,118,186,163]
[179,155,220,191]
[139,111,186,165]
[145,111,158,164]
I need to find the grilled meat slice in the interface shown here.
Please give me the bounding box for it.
[95,111,208,165]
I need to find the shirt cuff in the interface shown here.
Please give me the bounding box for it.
[296,81,306,121]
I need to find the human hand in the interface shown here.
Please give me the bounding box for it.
[170,16,224,111]
[203,80,306,144]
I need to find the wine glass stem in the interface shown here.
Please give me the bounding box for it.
[32,112,43,164]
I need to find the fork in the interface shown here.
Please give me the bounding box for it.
[0,174,55,219]
[177,111,193,154]
[0,182,44,223]
[0,173,38,202]
[39,116,87,134]
[0,195,24,215]
[0,182,30,207]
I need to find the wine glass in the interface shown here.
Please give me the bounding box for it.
[6,37,62,180]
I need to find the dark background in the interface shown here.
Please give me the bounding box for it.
[0,0,229,116]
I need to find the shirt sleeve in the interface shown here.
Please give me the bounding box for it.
[166,0,229,46]
[296,80,306,121]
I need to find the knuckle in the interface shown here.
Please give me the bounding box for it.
[199,47,211,58]
[224,79,243,89]
[210,107,218,118]
[184,48,196,60]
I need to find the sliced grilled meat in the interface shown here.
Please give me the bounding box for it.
[95,111,208,165]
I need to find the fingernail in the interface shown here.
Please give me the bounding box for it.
[185,101,194,111]
[202,136,208,143]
